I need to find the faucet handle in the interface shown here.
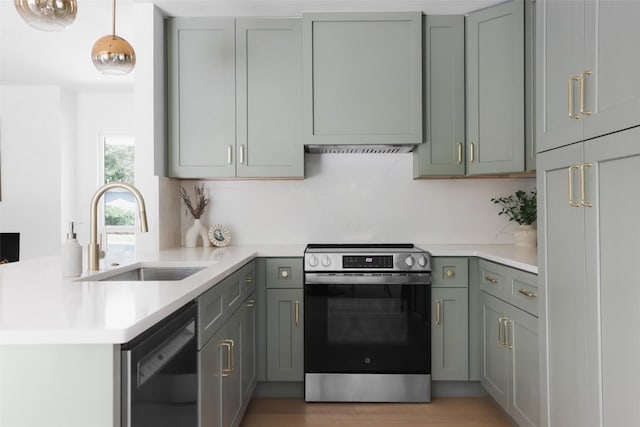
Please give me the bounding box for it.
[99,234,106,259]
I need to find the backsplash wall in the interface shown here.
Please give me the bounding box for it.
[180,154,535,245]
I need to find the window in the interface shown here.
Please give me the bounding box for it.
[99,135,136,260]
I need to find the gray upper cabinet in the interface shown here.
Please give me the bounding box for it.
[536,0,640,152]
[303,12,422,146]
[167,18,304,179]
[236,19,303,178]
[413,15,465,177]
[466,0,525,175]
[167,18,236,178]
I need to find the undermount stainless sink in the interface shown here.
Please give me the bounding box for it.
[81,265,205,282]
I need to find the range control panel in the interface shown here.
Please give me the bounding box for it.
[304,245,431,272]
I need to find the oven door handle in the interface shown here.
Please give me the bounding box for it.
[304,272,431,285]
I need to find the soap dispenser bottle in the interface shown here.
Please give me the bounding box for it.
[61,222,82,277]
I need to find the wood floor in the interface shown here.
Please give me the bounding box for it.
[240,397,514,427]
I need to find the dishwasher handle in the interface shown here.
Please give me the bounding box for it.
[137,319,196,388]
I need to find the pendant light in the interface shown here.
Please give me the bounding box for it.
[91,0,135,75]
[14,0,77,31]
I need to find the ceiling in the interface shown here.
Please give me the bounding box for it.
[0,0,499,92]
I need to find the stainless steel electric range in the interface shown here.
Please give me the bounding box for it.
[303,243,432,403]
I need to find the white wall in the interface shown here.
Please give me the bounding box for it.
[0,86,63,260]
[181,155,536,246]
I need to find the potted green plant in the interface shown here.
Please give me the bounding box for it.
[491,190,537,246]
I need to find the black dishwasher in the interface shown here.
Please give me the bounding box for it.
[121,302,197,427]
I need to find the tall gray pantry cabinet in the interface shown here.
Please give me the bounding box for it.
[537,1,640,426]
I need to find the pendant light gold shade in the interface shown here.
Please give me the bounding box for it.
[92,0,135,75]
[91,35,136,75]
[14,0,77,31]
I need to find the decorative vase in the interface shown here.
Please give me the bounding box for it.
[514,224,537,247]
[184,218,210,248]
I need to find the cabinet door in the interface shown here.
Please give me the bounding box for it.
[480,292,510,409]
[303,12,422,146]
[236,19,304,178]
[199,330,224,427]
[167,18,236,178]
[241,294,257,403]
[585,127,640,427]
[508,305,539,427]
[538,143,598,427]
[466,0,524,175]
[222,312,243,427]
[266,289,304,381]
[535,0,584,152]
[432,287,468,381]
[413,15,465,177]
[583,2,640,140]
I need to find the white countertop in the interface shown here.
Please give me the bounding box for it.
[0,244,535,345]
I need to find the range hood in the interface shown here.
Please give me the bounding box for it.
[305,144,417,154]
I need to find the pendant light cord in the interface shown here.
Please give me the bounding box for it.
[111,0,116,36]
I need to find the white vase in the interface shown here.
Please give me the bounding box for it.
[514,224,537,247]
[184,219,211,248]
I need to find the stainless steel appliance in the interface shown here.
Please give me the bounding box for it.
[304,243,432,403]
[121,302,197,427]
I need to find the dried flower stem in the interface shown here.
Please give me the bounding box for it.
[180,184,209,219]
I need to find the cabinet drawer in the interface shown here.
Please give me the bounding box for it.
[239,260,256,297]
[508,267,538,317]
[431,257,469,287]
[198,276,232,348]
[479,259,509,299]
[266,258,303,289]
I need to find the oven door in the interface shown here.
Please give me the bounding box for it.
[304,275,430,374]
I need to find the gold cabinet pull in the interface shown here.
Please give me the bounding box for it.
[485,276,499,284]
[227,145,233,165]
[239,144,245,165]
[568,165,581,207]
[244,276,254,284]
[245,299,256,307]
[220,340,233,376]
[518,289,537,298]
[435,300,442,325]
[568,76,581,119]
[469,142,475,163]
[457,142,463,164]
[580,162,593,208]
[295,301,300,326]
[505,320,513,349]
[446,269,455,278]
[580,71,592,116]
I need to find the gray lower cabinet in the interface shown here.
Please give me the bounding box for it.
[481,292,539,427]
[303,12,422,146]
[266,288,304,381]
[167,18,303,179]
[538,125,640,427]
[431,257,469,381]
[413,15,465,178]
[241,293,257,405]
[466,0,525,175]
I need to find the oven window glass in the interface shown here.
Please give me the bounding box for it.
[305,283,430,374]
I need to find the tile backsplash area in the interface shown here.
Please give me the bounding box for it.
[180,154,535,246]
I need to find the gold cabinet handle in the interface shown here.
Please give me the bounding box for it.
[580,71,592,116]
[435,300,442,325]
[485,276,499,284]
[239,144,245,165]
[295,301,300,326]
[457,142,463,164]
[245,299,256,307]
[498,316,506,346]
[518,289,537,298]
[505,320,513,349]
[568,165,581,207]
[245,276,254,284]
[469,142,475,163]
[446,269,455,278]
[568,76,581,119]
[220,340,233,376]
[227,145,233,165]
[580,162,593,208]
